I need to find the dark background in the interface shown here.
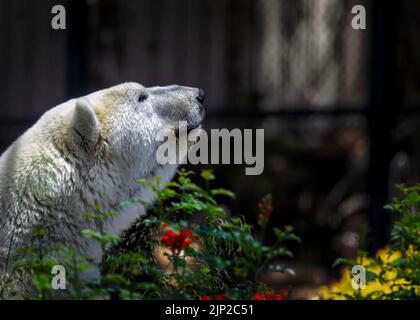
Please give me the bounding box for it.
[1,0,420,297]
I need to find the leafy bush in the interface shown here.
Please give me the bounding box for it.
[321,184,420,300]
[0,169,300,300]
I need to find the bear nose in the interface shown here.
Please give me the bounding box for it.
[196,89,205,104]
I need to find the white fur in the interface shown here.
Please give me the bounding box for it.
[0,82,203,271]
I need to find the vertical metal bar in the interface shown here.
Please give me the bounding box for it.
[367,1,398,254]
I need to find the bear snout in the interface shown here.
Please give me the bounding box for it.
[195,89,205,120]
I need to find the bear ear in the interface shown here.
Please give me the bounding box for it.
[72,98,99,144]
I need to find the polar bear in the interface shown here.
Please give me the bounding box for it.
[0,82,205,272]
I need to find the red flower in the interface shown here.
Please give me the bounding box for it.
[160,222,168,229]
[258,194,273,224]
[161,229,176,248]
[277,289,286,299]
[265,292,275,300]
[179,230,193,238]
[255,292,263,300]
[254,290,286,300]
[161,228,194,252]
[180,238,192,250]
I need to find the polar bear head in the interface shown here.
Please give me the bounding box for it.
[70,82,205,175]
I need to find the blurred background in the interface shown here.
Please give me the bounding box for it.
[1,0,420,298]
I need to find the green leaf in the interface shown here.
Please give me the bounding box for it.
[82,229,120,245]
[210,188,236,199]
[201,169,216,181]
[332,258,354,268]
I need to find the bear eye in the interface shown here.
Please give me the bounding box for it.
[138,94,148,102]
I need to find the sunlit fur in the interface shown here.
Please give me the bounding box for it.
[0,82,204,272]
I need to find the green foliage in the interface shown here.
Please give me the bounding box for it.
[0,169,300,300]
[326,184,420,300]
